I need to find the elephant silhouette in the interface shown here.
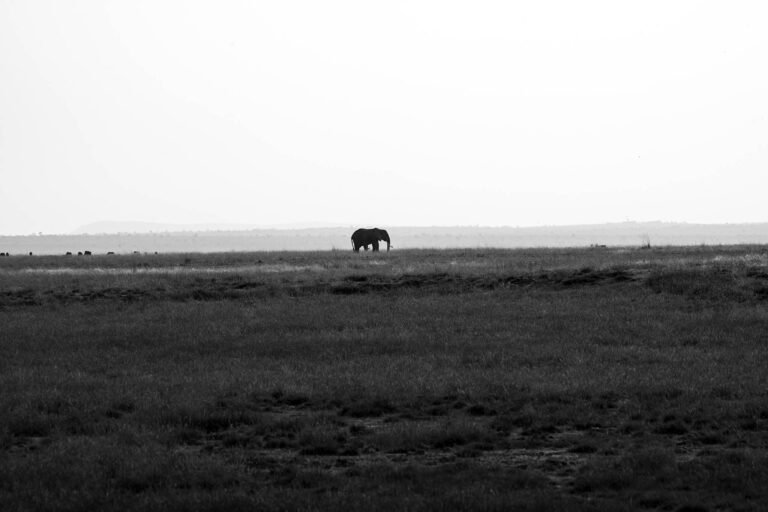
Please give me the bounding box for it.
[351,228,390,252]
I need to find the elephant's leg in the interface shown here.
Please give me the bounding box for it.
[363,245,369,251]
[372,241,379,251]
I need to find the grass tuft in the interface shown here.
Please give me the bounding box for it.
[340,398,396,418]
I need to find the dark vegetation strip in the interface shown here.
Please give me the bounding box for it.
[328,267,636,295]
[1,268,636,307]
[6,265,768,307]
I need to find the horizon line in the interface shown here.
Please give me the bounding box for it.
[2,219,768,237]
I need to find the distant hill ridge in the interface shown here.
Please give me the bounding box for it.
[71,221,768,236]
[71,221,353,234]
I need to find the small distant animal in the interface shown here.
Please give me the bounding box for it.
[133,251,140,255]
[29,252,33,256]
[107,251,115,255]
[66,252,72,256]
[77,252,83,256]
[84,251,92,256]
[0,252,7,257]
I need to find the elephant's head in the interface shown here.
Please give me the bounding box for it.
[376,229,391,251]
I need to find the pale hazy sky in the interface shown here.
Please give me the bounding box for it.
[1,1,767,235]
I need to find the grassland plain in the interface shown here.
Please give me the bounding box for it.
[2,246,768,511]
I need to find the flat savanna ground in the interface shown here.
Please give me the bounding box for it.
[2,247,768,511]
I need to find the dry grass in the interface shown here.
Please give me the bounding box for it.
[2,246,768,510]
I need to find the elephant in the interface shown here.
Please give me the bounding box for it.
[351,228,390,252]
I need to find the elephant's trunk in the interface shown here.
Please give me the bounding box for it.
[380,232,390,252]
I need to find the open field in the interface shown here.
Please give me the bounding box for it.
[2,246,768,511]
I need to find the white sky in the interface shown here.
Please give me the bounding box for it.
[1,1,767,235]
